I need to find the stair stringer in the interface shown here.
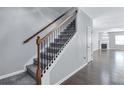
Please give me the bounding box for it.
[42,32,78,85]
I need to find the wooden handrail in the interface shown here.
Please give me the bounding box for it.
[39,12,77,43]
[23,7,76,44]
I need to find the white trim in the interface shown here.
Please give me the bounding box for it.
[108,48,124,51]
[0,70,25,80]
[0,58,30,80]
[88,60,93,63]
[55,62,90,85]
[93,49,99,52]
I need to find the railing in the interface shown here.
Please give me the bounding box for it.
[24,7,77,85]
[23,7,77,44]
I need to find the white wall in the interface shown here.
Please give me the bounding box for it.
[92,29,124,52]
[0,7,70,76]
[109,31,124,50]
[50,8,92,84]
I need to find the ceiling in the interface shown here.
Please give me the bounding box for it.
[81,7,124,32]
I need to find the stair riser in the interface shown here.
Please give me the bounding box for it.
[59,35,72,38]
[58,37,70,40]
[47,48,59,53]
[61,31,74,34]
[41,54,53,60]
[66,25,75,27]
[66,28,75,30]
[54,39,67,42]
[27,67,36,79]
[54,41,68,44]
[27,63,48,78]
[50,43,64,47]
[61,33,73,35]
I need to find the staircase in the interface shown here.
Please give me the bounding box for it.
[23,7,78,85]
[26,19,76,83]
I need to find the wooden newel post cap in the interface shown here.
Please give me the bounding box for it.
[36,36,41,45]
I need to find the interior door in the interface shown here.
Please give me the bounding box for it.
[87,26,93,62]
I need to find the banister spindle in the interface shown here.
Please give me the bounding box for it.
[36,36,42,85]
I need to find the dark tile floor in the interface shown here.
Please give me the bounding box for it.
[62,50,124,85]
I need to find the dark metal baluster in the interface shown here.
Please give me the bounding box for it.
[56,29,58,55]
[55,30,57,57]
[59,28,61,47]
[43,39,46,73]
[61,27,63,45]
[61,26,63,46]
[55,29,58,57]
[55,31,56,59]
[58,29,59,48]
[47,37,48,69]
[41,41,43,74]
[49,34,51,66]
[56,29,58,56]
[53,31,55,60]
[50,33,52,64]
[52,32,54,63]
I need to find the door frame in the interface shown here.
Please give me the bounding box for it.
[87,26,93,62]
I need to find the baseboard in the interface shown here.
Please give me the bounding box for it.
[93,49,99,52]
[108,48,124,51]
[55,62,89,85]
[88,59,93,63]
[0,70,25,80]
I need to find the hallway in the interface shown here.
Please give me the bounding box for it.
[62,50,124,85]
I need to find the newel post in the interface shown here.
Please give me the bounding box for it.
[36,36,42,85]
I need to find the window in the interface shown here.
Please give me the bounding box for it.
[115,35,124,45]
